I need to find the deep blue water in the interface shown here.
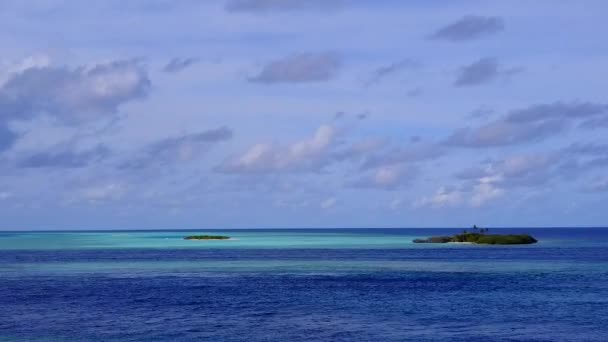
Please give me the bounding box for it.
[1,228,608,341]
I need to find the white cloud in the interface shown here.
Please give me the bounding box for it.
[454,57,521,87]
[217,124,335,173]
[456,153,558,188]
[249,53,341,83]
[0,55,51,85]
[501,155,553,178]
[121,127,233,169]
[446,102,608,147]
[351,163,416,190]
[162,57,200,73]
[0,59,150,125]
[430,15,504,41]
[416,176,504,209]
[374,165,402,186]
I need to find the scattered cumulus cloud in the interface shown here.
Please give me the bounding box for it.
[445,119,564,147]
[0,59,150,125]
[507,102,608,123]
[0,55,51,85]
[121,127,233,169]
[455,165,491,180]
[366,59,421,86]
[454,57,521,87]
[216,125,336,173]
[333,138,386,162]
[446,102,608,147]
[455,153,557,189]
[351,164,416,190]
[346,140,445,191]
[453,144,608,194]
[0,58,150,156]
[356,112,369,120]
[499,154,555,179]
[249,53,341,83]
[17,144,110,169]
[430,15,504,41]
[333,111,346,120]
[162,57,200,73]
[415,177,504,209]
[557,143,608,180]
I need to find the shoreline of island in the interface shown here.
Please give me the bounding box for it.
[413,226,538,245]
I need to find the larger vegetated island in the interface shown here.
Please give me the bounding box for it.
[413,226,537,245]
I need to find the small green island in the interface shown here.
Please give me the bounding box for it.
[413,226,537,245]
[184,235,230,240]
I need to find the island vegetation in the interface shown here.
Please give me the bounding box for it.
[413,225,537,245]
[184,235,230,240]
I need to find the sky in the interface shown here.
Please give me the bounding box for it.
[1,0,607,230]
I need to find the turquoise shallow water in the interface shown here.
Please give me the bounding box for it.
[1,228,608,341]
[1,229,445,250]
[1,227,605,250]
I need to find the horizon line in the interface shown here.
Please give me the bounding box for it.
[2,226,608,233]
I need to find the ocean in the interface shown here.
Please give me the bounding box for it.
[1,228,607,341]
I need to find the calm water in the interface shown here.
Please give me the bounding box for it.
[1,228,607,341]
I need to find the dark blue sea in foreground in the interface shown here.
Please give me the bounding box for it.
[1,228,608,341]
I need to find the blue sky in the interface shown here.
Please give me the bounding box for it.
[1,0,607,229]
